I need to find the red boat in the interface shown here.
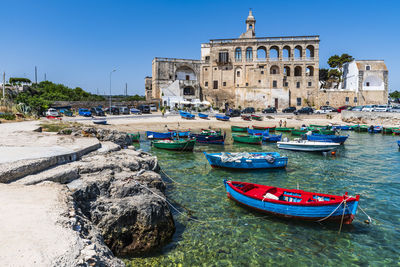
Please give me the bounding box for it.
[224,180,360,224]
[241,115,251,121]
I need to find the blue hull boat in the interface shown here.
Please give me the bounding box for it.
[189,133,225,144]
[170,131,190,138]
[224,180,360,224]
[146,131,173,139]
[198,113,209,119]
[332,125,352,131]
[307,134,349,144]
[398,140,400,148]
[204,152,288,170]
[216,114,230,121]
[179,111,195,119]
[368,126,382,133]
[247,128,267,135]
[263,133,282,142]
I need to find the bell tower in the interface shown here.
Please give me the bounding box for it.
[240,9,256,38]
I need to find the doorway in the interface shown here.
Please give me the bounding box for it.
[274,98,278,109]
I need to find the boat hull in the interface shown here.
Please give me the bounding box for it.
[153,139,196,151]
[204,152,288,169]
[146,131,173,139]
[224,180,359,224]
[189,133,224,144]
[128,133,140,142]
[231,126,248,132]
[277,141,340,152]
[232,134,262,145]
[276,127,295,132]
[216,115,230,121]
[307,134,349,144]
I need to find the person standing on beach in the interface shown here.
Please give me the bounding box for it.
[283,121,287,127]
[279,120,282,127]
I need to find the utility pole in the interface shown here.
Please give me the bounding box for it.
[125,83,127,96]
[44,73,46,81]
[2,72,5,99]
[35,66,37,84]
[109,70,116,111]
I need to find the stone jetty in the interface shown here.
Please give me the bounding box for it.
[0,121,175,266]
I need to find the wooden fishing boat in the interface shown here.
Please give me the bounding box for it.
[231,125,248,132]
[128,132,140,142]
[152,139,196,151]
[200,129,223,135]
[216,114,230,121]
[223,180,360,224]
[241,115,251,121]
[291,129,308,136]
[393,129,400,135]
[146,131,173,140]
[319,129,336,135]
[309,124,331,129]
[189,131,225,144]
[352,125,368,132]
[382,127,394,134]
[251,115,263,121]
[247,128,267,135]
[307,134,349,144]
[204,152,288,170]
[276,127,295,132]
[253,126,276,132]
[368,126,382,133]
[232,134,262,145]
[198,113,209,119]
[332,125,352,131]
[179,111,195,120]
[277,140,340,152]
[263,133,282,142]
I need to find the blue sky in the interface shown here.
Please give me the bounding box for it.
[1,0,399,95]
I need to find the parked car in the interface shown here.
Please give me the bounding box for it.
[130,108,142,114]
[351,106,363,111]
[282,107,296,113]
[242,107,255,114]
[45,108,59,117]
[138,104,151,114]
[337,105,352,113]
[362,105,377,112]
[294,107,314,115]
[262,107,277,114]
[105,107,120,115]
[389,106,400,113]
[78,108,92,117]
[90,107,105,116]
[149,104,157,112]
[374,105,389,112]
[119,106,130,115]
[225,109,241,117]
[314,109,331,114]
[320,106,337,112]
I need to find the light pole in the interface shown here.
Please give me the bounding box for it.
[109,69,116,112]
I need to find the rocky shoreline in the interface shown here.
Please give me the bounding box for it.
[0,123,175,266]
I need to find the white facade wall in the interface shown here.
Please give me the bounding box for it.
[342,61,359,91]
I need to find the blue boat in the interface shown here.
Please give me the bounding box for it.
[398,140,400,148]
[247,128,282,142]
[198,113,209,119]
[179,110,195,119]
[224,180,360,224]
[368,126,382,133]
[169,130,191,138]
[307,134,349,144]
[189,133,225,144]
[216,114,230,121]
[204,152,288,170]
[332,125,352,131]
[146,131,173,139]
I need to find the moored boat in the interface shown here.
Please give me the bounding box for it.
[152,138,196,151]
[276,127,295,132]
[241,115,251,121]
[368,126,382,133]
[232,134,262,145]
[179,111,195,120]
[251,115,263,121]
[382,127,394,134]
[291,129,308,136]
[393,129,400,136]
[223,180,360,224]
[398,140,400,147]
[307,134,349,144]
[231,125,248,132]
[128,132,140,142]
[319,129,336,135]
[146,131,173,140]
[190,130,225,144]
[198,113,209,119]
[216,114,230,121]
[92,117,107,125]
[263,133,282,142]
[277,140,340,152]
[332,125,352,131]
[253,126,276,132]
[352,125,368,132]
[204,152,288,169]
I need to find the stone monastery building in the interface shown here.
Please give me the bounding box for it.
[145,10,388,109]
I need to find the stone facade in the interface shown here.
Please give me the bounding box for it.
[315,60,389,107]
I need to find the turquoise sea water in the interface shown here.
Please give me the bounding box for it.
[127,131,400,266]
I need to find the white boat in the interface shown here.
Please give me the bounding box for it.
[92,117,107,125]
[277,139,340,152]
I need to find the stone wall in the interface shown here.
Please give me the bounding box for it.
[315,90,388,107]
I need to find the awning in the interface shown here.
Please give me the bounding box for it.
[179,100,191,105]
[201,100,211,105]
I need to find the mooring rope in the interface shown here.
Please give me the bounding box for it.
[359,206,373,224]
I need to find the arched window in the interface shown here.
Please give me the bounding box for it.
[294,46,302,60]
[257,46,267,61]
[283,46,291,60]
[306,45,314,59]
[284,66,291,76]
[235,48,242,62]
[294,66,302,76]
[176,66,196,80]
[306,66,314,76]
[246,47,253,61]
[269,46,279,61]
[270,65,280,75]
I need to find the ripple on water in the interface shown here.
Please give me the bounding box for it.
[127,131,400,266]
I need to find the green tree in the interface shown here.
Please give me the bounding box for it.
[327,53,354,83]
[389,90,400,99]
